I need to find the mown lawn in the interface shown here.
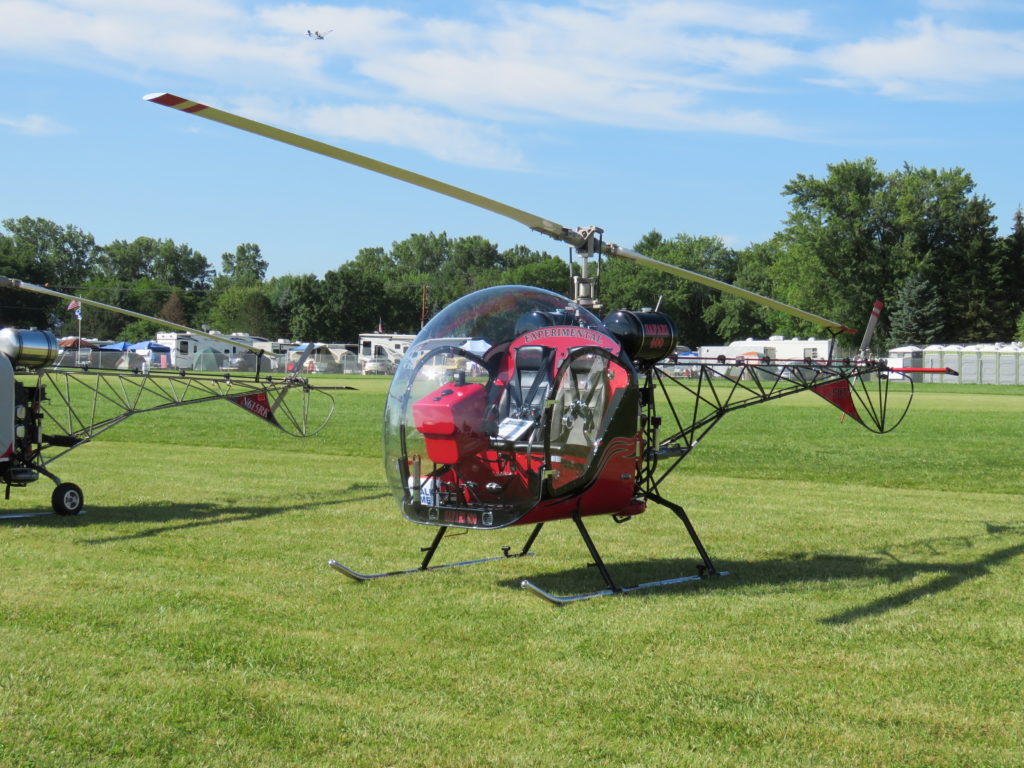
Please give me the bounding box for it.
[1,377,1021,767]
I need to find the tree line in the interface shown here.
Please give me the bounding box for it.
[2,157,1022,350]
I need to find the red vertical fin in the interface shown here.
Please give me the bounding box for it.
[228,391,280,428]
[812,380,863,424]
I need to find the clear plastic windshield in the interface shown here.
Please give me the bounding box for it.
[383,285,607,528]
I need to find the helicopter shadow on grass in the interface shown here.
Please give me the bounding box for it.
[1,482,391,544]
[499,521,1024,622]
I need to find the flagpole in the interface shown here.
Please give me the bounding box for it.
[66,299,83,365]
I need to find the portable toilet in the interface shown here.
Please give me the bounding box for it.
[995,344,1019,385]
[997,343,1023,385]
[959,344,982,384]
[939,344,963,383]
[923,344,945,384]
[887,345,923,382]
[978,344,999,385]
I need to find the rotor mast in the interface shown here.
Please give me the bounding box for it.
[571,226,603,312]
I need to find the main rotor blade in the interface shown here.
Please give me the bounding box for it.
[144,93,568,243]
[0,276,270,356]
[145,92,854,334]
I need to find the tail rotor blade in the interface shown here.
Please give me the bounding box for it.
[859,300,884,357]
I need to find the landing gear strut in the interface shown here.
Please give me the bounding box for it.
[329,523,543,581]
[520,497,727,604]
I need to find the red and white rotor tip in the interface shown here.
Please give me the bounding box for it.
[858,300,884,358]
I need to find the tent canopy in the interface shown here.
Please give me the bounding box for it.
[59,337,98,349]
[129,340,170,352]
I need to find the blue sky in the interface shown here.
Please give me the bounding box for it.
[1,0,1022,279]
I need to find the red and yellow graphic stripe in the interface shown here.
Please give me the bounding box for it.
[145,93,210,113]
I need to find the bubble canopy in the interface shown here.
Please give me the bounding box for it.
[382,285,610,526]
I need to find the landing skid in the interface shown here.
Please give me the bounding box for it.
[519,495,727,604]
[329,496,726,603]
[329,523,543,581]
[521,571,724,605]
[0,510,57,520]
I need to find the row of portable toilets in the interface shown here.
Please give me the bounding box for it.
[888,343,1024,385]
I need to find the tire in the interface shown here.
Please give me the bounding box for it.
[52,482,84,516]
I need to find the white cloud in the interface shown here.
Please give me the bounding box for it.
[550,0,814,37]
[4,1,1020,166]
[0,0,819,154]
[918,0,1024,11]
[305,104,524,169]
[348,2,810,136]
[818,15,1024,98]
[0,0,325,86]
[480,2,807,76]
[0,113,71,135]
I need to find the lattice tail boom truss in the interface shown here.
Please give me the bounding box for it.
[26,368,344,466]
[639,358,911,492]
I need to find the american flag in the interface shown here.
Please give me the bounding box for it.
[66,300,81,312]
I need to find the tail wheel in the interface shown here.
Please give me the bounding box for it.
[52,483,84,516]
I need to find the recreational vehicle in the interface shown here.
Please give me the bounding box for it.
[357,332,415,374]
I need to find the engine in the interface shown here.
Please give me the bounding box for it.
[0,328,58,369]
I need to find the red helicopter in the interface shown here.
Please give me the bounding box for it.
[143,93,952,602]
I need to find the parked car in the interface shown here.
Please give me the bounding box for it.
[362,359,395,375]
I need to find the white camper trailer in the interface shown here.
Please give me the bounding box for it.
[357,332,415,374]
[698,336,834,364]
[156,332,268,371]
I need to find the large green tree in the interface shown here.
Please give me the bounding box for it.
[220,243,268,288]
[0,228,51,328]
[97,237,212,292]
[207,285,278,338]
[998,209,1024,338]
[887,271,944,347]
[775,159,1004,343]
[82,236,213,338]
[0,217,100,330]
[309,234,569,341]
[264,274,325,342]
[2,216,97,288]
[703,237,788,343]
[199,243,274,337]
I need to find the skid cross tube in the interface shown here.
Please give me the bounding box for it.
[329,524,544,581]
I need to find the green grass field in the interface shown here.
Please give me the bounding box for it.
[1,376,1022,767]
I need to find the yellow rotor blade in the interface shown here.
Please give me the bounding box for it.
[145,93,854,334]
[144,93,566,242]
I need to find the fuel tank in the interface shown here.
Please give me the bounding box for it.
[603,310,677,365]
